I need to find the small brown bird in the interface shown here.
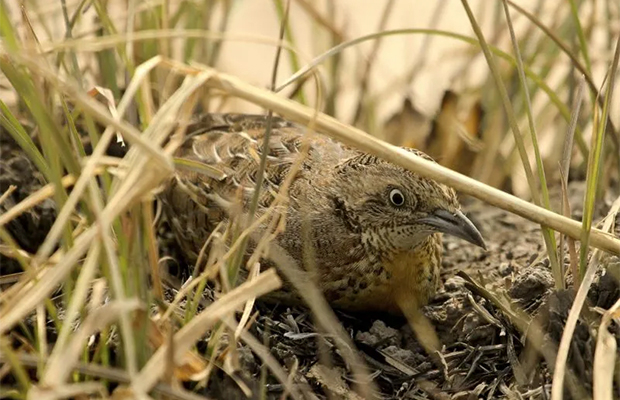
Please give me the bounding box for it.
[161,114,485,314]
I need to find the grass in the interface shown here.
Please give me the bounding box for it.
[0,0,619,399]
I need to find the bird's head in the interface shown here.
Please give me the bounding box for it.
[330,150,486,253]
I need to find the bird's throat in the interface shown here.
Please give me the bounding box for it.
[386,234,442,309]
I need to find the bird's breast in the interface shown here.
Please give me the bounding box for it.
[319,234,442,314]
[388,234,442,309]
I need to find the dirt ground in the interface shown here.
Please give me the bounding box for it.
[1,131,619,399]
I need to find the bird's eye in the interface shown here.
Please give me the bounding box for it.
[389,189,405,207]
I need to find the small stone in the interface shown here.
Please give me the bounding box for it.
[382,345,418,365]
[355,320,401,347]
[498,262,513,276]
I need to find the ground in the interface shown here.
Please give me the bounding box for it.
[1,131,619,399]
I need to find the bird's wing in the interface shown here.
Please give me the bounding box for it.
[160,114,314,261]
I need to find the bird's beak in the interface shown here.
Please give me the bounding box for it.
[418,209,486,250]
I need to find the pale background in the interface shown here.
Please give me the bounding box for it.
[9,0,616,124]
[4,0,619,199]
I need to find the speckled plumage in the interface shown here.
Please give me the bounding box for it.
[161,114,482,314]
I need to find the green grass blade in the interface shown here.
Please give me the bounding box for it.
[567,0,592,75]
[273,0,307,104]
[578,35,619,278]
[0,101,52,181]
[501,0,560,288]
[0,1,19,51]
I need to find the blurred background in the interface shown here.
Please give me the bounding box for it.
[4,0,620,198]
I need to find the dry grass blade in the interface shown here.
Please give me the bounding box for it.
[0,173,80,229]
[130,269,282,396]
[29,382,107,400]
[40,29,305,65]
[186,63,620,255]
[234,264,260,340]
[559,172,579,288]
[560,75,586,287]
[593,297,620,400]
[173,158,227,181]
[0,270,25,286]
[225,0,292,289]
[36,304,48,377]
[560,74,586,180]
[0,185,16,206]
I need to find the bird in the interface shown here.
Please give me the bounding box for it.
[160,113,486,314]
